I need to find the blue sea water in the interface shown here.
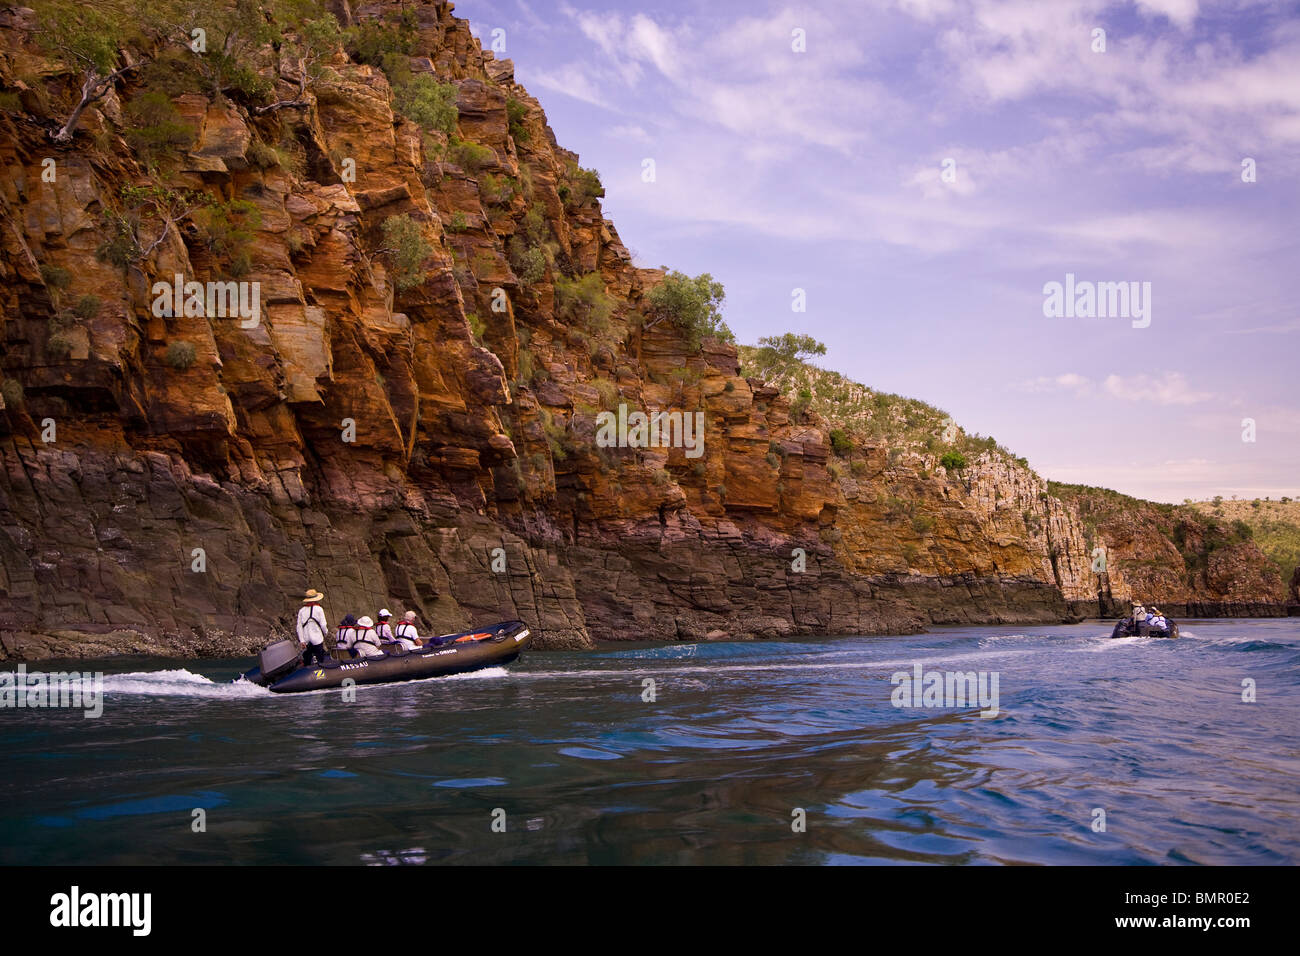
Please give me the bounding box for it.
[1,619,1297,865]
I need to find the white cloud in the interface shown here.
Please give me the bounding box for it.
[1135,0,1200,28]
[527,63,619,109]
[1103,371,1214,405]
[1016,372,1095,394]
[608,123,652,143]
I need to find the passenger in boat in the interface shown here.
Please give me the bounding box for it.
[352,616,384,658]
[1148,607,1169,633]
[1131,603,1150,637]
[375,609,396,645]
[376,609,416,652]
[297,589,329,666]
[334,613,359,658]
[394,610,424,649]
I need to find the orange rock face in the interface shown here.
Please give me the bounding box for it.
[0,2,1285,660]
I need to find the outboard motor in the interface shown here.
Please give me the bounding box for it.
[258,639,303,684]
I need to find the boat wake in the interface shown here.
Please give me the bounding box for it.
[105,664,515,698]
[101,669,271,698]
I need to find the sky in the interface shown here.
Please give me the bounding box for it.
[456,0,1300,503]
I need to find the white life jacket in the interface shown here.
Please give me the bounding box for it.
[335,624,357,649]
[354,625,380,648]
[376,621,395,642]
[395,621,420,642]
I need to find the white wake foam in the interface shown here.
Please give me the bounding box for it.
[100,669,271,698]
[101,664,512,698]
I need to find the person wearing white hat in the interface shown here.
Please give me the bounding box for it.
[394,610,425,648]
[352,615,384,658]
[296,589,329,666]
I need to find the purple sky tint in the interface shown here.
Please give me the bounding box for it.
[457,0,1300,503]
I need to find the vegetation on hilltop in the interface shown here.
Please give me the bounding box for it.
[644,272,733,350]
[1048,480,1265,579]
[736,339,1023,467]
[1188,498,1300,582]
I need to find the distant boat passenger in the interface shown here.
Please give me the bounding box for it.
[352,616,384,658]
[396,610,426,648]
[296,589,329,666]
[334,613,359,658]
[378,609,418,651]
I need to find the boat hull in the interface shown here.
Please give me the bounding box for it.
[1109,620,1179,639]
[241,620,531,693]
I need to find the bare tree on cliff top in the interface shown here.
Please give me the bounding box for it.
[33,0,153,144]
[255,14,345,114]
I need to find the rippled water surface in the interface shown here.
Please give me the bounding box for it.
[2,619,1297,864]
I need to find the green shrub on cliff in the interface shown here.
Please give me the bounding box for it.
[72,295,101,320]
[555,273,613,335]
[507,236,547,286]
[384,56,458,136]
[643,271,731,350]
[479,173,518,205]
[520,202,548,245]
[506,96,530,143]
[165,340,197,369]
[196,199,262,278]
[562,161,603,207]
[592,377,619,409]
[540,408,570,460]
[124,91,194,166]
[46,331,76,359]
[380,214,433,291]
[347,8,418,65]
[1,378,24,408]
[39,263,72,305]
[449,138,494,171]
[940,450,968,472]
[466,312,485,342]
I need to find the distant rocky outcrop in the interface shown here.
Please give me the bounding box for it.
[0,0,1287,660]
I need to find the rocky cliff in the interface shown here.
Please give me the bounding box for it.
[0,0,1287,660]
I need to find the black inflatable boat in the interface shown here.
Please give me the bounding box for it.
[240,620,532,693]
[1109,618,1179,639]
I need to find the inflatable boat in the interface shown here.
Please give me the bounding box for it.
[240,620,532,693]
[1109,618,1179,639]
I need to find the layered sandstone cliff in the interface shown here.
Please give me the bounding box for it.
[0,0,1287,660]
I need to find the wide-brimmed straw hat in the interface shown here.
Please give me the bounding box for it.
[303,588,324,603]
